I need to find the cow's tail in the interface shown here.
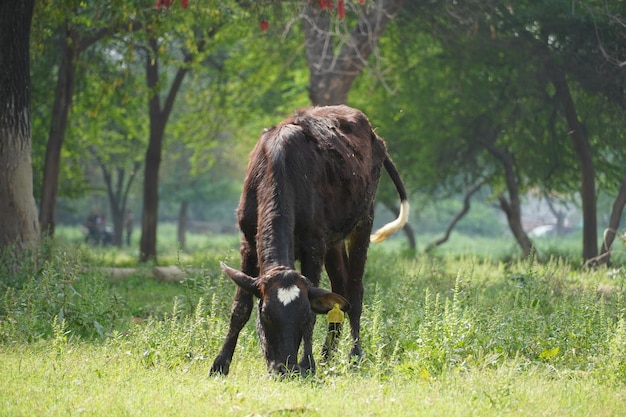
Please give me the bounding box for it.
[370,157,410,243]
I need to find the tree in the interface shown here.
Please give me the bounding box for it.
[139,33,192,262]
[359,0,625,262]
[439,0,625,263]
[159,66,236,250]
[136,1,236,262]
[66,40,147,247]
[585,93,626,266]
[352,27,546,257]
[545,59,598,261]
[34,0,127,237]
[302,0,405,105]
[600,177,626,265]
[0,0,40,265]
[425,181,486,251]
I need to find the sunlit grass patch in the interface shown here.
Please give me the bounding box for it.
[2,236,626,416]
[2,341,625,417]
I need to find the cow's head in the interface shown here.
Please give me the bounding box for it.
[220,262,350,375]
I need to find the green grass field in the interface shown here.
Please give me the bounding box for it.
[1,228,625,416]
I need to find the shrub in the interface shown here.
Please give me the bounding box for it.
[0,247,121,343]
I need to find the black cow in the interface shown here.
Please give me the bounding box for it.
[211,105,409,375]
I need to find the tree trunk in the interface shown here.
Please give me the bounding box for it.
[426,180,485,251]
[39,24,77,237]
[104,166,122,247]
[483,141,535,259]
[598,176,626,266]
[140,134,161,262]
[139,36,189,263]
[548,66,598,263]
[303,0,405,105]
[38,24,111,237]
[140,46,165,262]
[96,156,140,247]
[0,0,40,265]
[177,200,188,250]
[498,194,534,259]
[543,192,567,236]
[107,167,128,248]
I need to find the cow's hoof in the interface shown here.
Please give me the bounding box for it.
[298,357,316,376]
[210,358,230,376]
[349,346,363,366]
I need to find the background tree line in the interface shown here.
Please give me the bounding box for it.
[1,0,625,274]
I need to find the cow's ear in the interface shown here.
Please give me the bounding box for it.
[220,262,262,298]
[308,287,351,314]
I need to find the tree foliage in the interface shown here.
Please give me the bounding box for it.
[352,0,625,260]
[23,0,626,264]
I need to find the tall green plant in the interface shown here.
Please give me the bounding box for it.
[0,248,121,343]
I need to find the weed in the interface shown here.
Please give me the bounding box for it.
[0,248,121,343]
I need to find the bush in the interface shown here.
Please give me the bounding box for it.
[0,246,122,343]
[352,252,626,383]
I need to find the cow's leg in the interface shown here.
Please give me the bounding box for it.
[210,240,258,375]
[298,246,325,374]
[298,306,317,375]
[322,241,349,359]
[344,219,372,360]
[210,287,254,375]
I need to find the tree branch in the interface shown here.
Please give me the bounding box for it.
[425,179,486,251]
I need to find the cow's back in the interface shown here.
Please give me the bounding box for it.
[292,106,386,239]
[238,106,388,262]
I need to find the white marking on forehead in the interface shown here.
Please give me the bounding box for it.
[277,285,301,306]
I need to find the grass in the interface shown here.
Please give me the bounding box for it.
[2,228,626,416]
[3,343,625,416]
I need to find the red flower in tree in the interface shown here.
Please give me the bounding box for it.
[337,0,345,19]
[260,20,269,31]
[155,0,171,8]
[155,0,187,9]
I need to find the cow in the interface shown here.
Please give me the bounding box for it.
[211,105,409,376]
